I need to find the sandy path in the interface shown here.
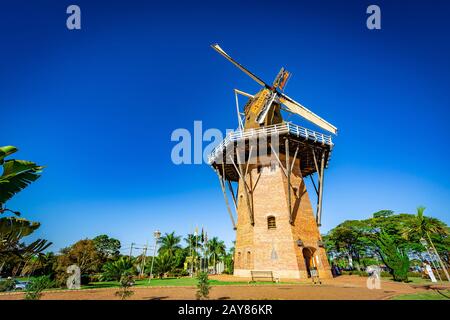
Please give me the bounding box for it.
[0,276,440,300]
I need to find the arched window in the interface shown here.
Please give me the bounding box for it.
[267,216,276,229]
[247,251,252,268]
[237,252,241,268]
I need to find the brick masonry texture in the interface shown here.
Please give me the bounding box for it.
[233,153,332,280]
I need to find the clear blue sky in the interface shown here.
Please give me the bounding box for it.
[1,0,449,253]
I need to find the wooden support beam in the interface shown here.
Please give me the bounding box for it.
[311,147,321,180]
[245,146,254,178]
[269,143,288,177]
[309,175,319,196]
[229,155,254,226]
[270,142,299,198]
[215,168,236,230]
[316,150,326,227]
[227,179,238,212]
[285,139,293,224]
[290,146,299,173]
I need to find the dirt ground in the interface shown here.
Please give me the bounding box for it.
[0,275,447,300]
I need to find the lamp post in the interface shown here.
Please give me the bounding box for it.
[148,230,161,284]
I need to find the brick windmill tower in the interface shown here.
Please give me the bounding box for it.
[208,44,337,279]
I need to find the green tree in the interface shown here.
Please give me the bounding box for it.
[324,209,450,271]
[184,233,201,272]
[24,275,54,300]
[196,271,211,300]
[101,256,135,281]
[374,230,410,282]
[93,234,121,260]
[0,146,51,276]
[206,237,226,273]
[147,252,177,278]
[403,206,450,281]
[158,232,182,257]
[372,210,394,219]
[21,252,57,278]
[325,220,371,270]
[115,271,134,300]
[55,239,102,285]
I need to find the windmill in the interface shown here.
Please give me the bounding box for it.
[208,44,337,279]
[211,44,337,135]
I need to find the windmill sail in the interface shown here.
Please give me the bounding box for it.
[279,93,338,135]
[211,44,268,87]
[211,43,338,134]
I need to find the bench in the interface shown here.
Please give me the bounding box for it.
[250,271,276,283]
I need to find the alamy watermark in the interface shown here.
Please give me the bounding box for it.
[66,5,81,30]
[170,121,281,166]
[367,5,381,30]
[366,265,381,289]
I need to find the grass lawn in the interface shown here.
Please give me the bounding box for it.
[82,277,296,289]
[391,290,450,300]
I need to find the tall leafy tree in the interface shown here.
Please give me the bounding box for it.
[0,146,51,275]
[372,210,394,219]
[147,252,178,278]
[374,230,410,282]
[206,237,226,273]
[402,206,449,281]
[325,220,372,270]
[93,234,121,260]
[158,232,182,257]
[55,239,102,277]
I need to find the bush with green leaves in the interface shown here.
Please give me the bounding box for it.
[25,276,53,300]
[0,278,15,292]
[196,272,211,300]
[101,256,135,281]
[115,272,134,300]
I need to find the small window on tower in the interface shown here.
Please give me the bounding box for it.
[267,216,276,229]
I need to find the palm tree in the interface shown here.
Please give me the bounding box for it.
[146,252,177,279]
[184,234,200,249]
[184,234,201,274]
[101,256,135,281]
[158,232,182,257]
[403,206,450,281]
[207,237,226,274]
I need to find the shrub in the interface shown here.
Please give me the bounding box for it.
[101,257,135,281]
[115,272,134,300]
[25,276,53,300]
[169,268,189,278]
[0,278,15,292]
[196,272,211,300]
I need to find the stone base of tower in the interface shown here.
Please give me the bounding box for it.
[231,153,334,282]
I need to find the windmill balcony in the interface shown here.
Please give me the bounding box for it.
[208,122,334,181]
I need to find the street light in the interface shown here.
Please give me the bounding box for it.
[148,230,161,284]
